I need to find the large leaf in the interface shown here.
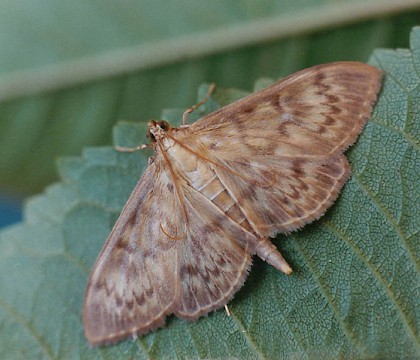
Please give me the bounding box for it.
[0,1,420,193]
[0,27,419,360]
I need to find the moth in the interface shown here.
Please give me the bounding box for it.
[83,62,382,345]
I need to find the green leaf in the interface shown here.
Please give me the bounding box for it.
[0,26,419,360]
[1,1,420,193]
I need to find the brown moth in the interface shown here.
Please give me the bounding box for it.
[83,62,382,346]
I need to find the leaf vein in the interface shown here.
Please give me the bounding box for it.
[324,220,420,352]
[0,298,57,360]
[290,235,366,357]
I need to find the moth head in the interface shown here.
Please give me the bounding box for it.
[147,120,172,143]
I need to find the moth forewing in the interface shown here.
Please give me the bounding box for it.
[83,61,382,346]
[83,163,183,345]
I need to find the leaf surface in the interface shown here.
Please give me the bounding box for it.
[0,27,419,360]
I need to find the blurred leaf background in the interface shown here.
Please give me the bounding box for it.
[1,0,420,203]
[0,1,419,359]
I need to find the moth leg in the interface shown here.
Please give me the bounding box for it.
[256,238,292,274]
[183,83,216,125]
[114,143,152,152]
[224,304,231,317]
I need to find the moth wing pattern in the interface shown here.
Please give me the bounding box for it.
[173,182,257,319]
[84,153,258,344]
[180,62,381,235]
[83,161,184,345]
[210,155,351,236]
[190,62,381,158]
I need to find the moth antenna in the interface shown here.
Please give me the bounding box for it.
[183,83,216,125]
[160,223,187,241]
[114,144,151,152]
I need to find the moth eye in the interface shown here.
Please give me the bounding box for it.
[157,120,170,131]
